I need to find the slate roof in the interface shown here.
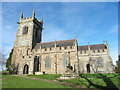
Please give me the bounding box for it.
[78,44,107,51]
[78,45,88,50]
[34,39,76,49]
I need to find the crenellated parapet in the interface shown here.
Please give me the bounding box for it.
[33,39,76,54]
[33,45,76,54]
[19,10,43,28]
[78,43,108,56]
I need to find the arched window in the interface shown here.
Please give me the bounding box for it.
[63,54,69,68]
[102,49,104,52]
[97,57,104,68]
[45,57,51,68]
[98,49,100,53]
[23,26,28,35]
[33,56,39,73]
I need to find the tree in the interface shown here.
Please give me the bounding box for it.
[90,57,104,73]
[0,48,7,71]
[6,49,13,71]
[6,49,19,74]
[115,55,120,73]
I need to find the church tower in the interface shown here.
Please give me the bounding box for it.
[12,10,43,67]
[14,10,43,49]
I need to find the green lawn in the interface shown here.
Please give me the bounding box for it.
[60,73,119,89]
[28,74,61,80]
[2,73,119,89]
[28,73,119,89]
[2,75,71,88]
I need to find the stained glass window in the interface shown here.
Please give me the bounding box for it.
[45,57,51,68]
[63,54,69,68]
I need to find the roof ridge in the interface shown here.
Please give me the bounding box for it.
[56,39,76,42]
[38,41,55,44]
[37,39,76,44]
[79,44,105,47]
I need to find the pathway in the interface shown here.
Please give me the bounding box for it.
[12,75,81,88]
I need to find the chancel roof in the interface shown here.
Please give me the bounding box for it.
[34,39,76,49]
[78,44,107,51]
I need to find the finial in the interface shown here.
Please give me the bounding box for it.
[20,12,23,19]
[42,18,43,23]
[88,41,90,45]
[106,40,108,45]
[32,9,35,18]
[88,41,91,55]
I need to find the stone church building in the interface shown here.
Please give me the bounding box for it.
[11,11,114,74]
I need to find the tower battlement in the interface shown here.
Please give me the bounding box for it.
[19,10,43,27]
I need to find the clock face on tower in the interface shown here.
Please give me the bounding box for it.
[22,41,27,46]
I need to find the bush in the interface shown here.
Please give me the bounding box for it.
[0,71,9,75]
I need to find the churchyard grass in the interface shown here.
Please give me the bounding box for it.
[59,73,119,89]
[28,73,119,89]
[28,74,61,80]
[2,73,119,89]
[2,75,71,88]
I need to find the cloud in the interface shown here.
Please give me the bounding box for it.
[1,2,117,67]
[42,23,70,42]
[2,18,17,58]
[2,24,16,45]
[109,25,118,34]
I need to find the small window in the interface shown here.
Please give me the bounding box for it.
[27,50,28,55]
[70,46,72,49]
[102,49,104,52]
[65,46,67,49]
[23,56,25,58]
[23,26,28,35]
[93,50,95,53]
[60,47,61,50]
[45,48,47,51]
[29,56,31,58]
[98,49,100,53]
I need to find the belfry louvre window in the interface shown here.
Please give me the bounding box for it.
[23,26,28,35]
[45,57,51,68]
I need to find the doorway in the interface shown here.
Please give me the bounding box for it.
[23,64,29,74]
[33,56,39,74]
[86,64,90,73]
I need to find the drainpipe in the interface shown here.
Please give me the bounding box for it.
[55,40,57,74]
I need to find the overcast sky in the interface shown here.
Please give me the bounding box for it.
[1,2,118,65]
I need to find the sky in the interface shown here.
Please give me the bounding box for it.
[1,2,118,65]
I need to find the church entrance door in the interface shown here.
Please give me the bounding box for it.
[86,64,90,73]
[33,56,39,74]
[23,64,29,74]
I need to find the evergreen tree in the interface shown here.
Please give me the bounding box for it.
[115,55,120,73]
[6,49,13,71]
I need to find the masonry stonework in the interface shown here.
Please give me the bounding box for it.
[11,11,114,75]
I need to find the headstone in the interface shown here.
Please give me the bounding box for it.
[35,72,43,75]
